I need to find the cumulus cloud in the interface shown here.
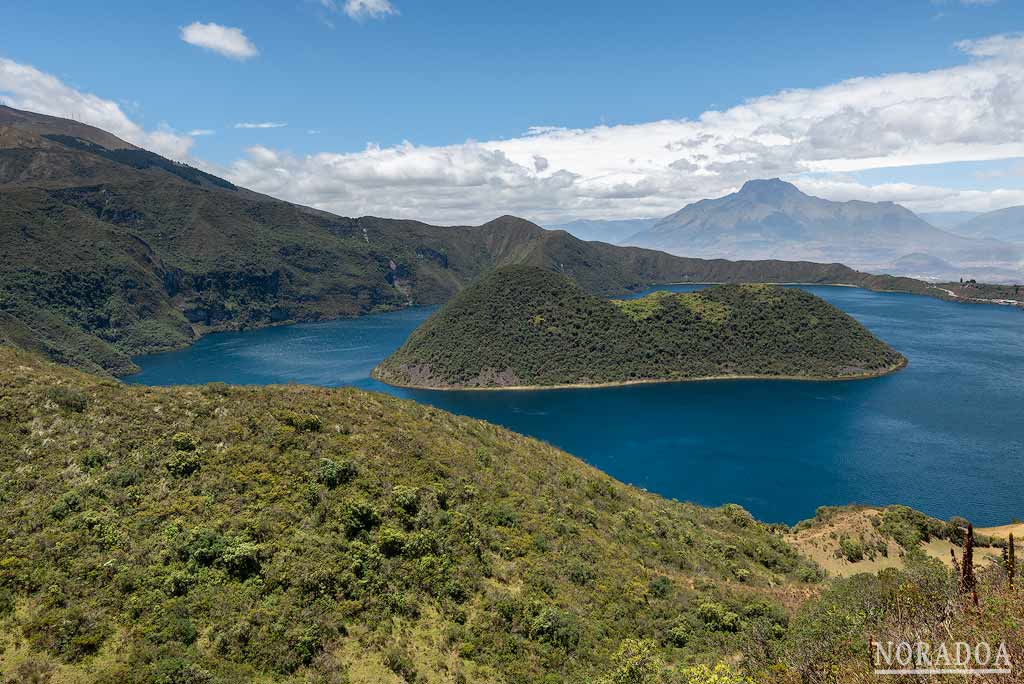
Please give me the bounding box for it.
[234,121,288,129]
[180,22,259,60]
[0,57,194,159]
[220,33,1024,223]
[7,34,1024,224]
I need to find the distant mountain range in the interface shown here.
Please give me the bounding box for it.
[552,180,1024,282]
[545,217,658,244]
[5,106,955,374]
[951,206,1024,243]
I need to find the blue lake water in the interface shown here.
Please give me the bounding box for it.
[127,286,1024,526]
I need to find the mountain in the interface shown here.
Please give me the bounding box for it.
[544,217,658,244]
[625,179,1019,274]
[918,211,981,231]
[373,266,905,389]
[5,106,977,375]
[952,205,1024,243]
[888,253,960,280]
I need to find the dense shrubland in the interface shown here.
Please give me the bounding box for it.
[374,266,906,388]
[0,347,822,683]
[0,348,1019,683]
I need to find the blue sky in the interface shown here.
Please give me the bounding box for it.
[3,0,1024,223]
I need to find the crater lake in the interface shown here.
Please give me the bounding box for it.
[127,286,1024,526]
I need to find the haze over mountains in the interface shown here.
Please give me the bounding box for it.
[551,179,1024,282]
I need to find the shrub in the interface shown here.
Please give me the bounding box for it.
[139,658,214,684]
[219,540,262,579]
[667,623,690,646]
[171,432,199,452]
[47,386,87,413]
[25,605,108,662]
[600,639,659,684]
[680,662,753,684]
[166,450,201,477]
[391,484,420,515]
[528,606,581,650]
[184,528,227,566]
[341,499,380,537]
[378,527,406,557]
[278,411,323,432]
[316,458,357,488]
[567,560,595,586]
[77,449,108,470]
[5,658,56,684]
[721,503,754,527]
[382,644,418,682]
[838,537,865,562]
[48,491,81,520]
[696,601,742,632]
[648,575,672,598]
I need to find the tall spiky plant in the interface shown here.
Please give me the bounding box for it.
[962,523,978,607]
[1008,533,1016,591]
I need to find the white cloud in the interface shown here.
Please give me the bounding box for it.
[0,57,194,159]
[188,128,215,136]
[7,34,1024,225]
[234,121,288,129]
[180,22,258,60]
[331,0,398,20]
[790,175,1024,213]
[221,33,1024,224]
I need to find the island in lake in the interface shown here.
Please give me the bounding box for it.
[372,265,907,389]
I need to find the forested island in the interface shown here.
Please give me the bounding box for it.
[372,266,907,389]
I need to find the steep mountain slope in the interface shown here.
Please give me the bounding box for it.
[626,179,1017,272]
[953,205,1024,243]
[373,266,905,389]
[0,346,818,683]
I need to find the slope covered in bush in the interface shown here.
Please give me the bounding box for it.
[373,266,906,388]
[0,347,820,684]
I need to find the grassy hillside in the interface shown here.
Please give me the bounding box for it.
[0,106,999,377]
[0,346,822,684]
[2,348,1020,683]
[373,266,906,389]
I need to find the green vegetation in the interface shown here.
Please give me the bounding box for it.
[0,347,822,683]
[0,106,998,377]
[374,266,906,388]
[1,349,1020,683]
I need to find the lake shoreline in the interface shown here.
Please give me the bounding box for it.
[121,280,1018,378]
[372,356,909,392]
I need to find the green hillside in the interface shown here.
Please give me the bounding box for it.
[2,348,1019,684]
[0,346,819,683]
[373,266,906,389]
[0,106,983,377]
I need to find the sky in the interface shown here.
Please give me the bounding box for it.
[2,0,1024,224]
